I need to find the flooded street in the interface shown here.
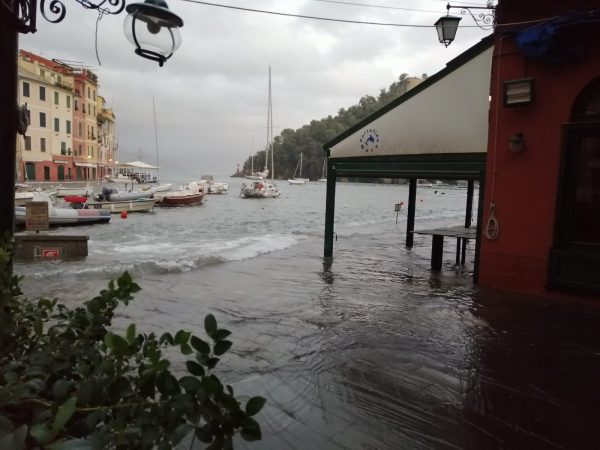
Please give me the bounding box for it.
[16,181,600,448]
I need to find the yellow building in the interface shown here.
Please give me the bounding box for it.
[17,51,75,182]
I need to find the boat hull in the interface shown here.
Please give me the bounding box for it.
[88,199,156,213]
[159,193,205,205]
[15,206,111,225]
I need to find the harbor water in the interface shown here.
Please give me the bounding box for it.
[15,180,600,449]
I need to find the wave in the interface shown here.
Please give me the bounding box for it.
[17,233,300,279]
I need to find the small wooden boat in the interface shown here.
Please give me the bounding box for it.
[156,182,205,206]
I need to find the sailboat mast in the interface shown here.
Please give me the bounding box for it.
[153,96,160,181]
[264,66,270,174]
[269,66,274,181]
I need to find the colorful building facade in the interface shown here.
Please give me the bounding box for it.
[479,0,600,298]
[16,50,116,182]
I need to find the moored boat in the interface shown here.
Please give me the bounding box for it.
[156,182,205,206]
[87,198,156,213]
[240,180,280,198]
[55,186,93,197]
[15,193,111,226]
[95,186,153,202]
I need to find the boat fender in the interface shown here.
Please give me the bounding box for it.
[120,211,128,219]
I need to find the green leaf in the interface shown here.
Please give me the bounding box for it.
[159,332,174,346]
[174,330,191,346]
[190,336,210,355]
[110,334,130,358]
[180,343,193,355]
[195,426,213,443]
[103,332,113,349]
[185,361,205,377]
[179,376,202,393]
[245,396,266,416]
[33,318,43,336]
[49,438,93,450]
[213,340,233,356]
[126,323,136,342]
[51,397,77,434]
[240,417,262,441]
[170,423,193,445]
[52,379,71,402]
[0,425,27,450]
[156,371,180,396]
[204,314,217,336]
[30,423,52,445]
[117,271,132,289]
[206,357,220,370]
[211,329,232,341]
[202,375,221,394]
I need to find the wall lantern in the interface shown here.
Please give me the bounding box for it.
[503,78,535,107]
[508,133,525,154]
[435,2,496,47]
[124,0,184,67]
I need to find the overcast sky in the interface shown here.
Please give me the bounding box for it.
[21,0,494,178]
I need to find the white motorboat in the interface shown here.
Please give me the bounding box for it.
[95,186,153,202]
[199,176,229,194]
[87,198,156,213]
[143,183,173,194]
[15,192,111,226]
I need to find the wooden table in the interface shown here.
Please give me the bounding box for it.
[412,225,477,270]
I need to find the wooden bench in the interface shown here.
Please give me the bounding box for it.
[412,225,477,270]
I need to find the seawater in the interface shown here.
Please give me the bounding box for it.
[15,180,600,449]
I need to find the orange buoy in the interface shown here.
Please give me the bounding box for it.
[120,211,128,219]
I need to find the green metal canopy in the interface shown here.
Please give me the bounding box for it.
[323,36,494,272]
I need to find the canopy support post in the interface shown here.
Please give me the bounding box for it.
[324,158,336,257]
[406,178,417,247]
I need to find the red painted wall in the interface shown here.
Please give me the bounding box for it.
[479,1,600,299]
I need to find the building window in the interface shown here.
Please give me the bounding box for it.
[549,77,600,293]
[22,81,30,97]
[75,100,78,111]
[39,112,46,128]
[66,95,71,108]
[83,104,86,114]
[87,87,90,98]
[24,136,31,150]
[66,120,71,135]
[61,142,67,155]
[40,137,46,152]
[78,122,82,136]
[54,118,59,132]
[78,144,82,156]
[39,86,46,101]
[93,90,96,101]
[54,91,59,105]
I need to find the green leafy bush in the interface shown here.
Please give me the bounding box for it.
[0,238,265,449]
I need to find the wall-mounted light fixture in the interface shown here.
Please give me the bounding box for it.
[508,133,525,154]
[435,2,496,47]
[503,78,535,107]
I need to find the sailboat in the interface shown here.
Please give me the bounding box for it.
[288,152,309,185]
[317,158,327,182]
[240,66,280,199]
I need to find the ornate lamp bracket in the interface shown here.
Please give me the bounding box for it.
[447,1,496,31]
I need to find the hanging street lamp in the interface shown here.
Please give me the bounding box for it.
[124,0,184,67]
[435,2,496,47]
[435,13,462,47]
